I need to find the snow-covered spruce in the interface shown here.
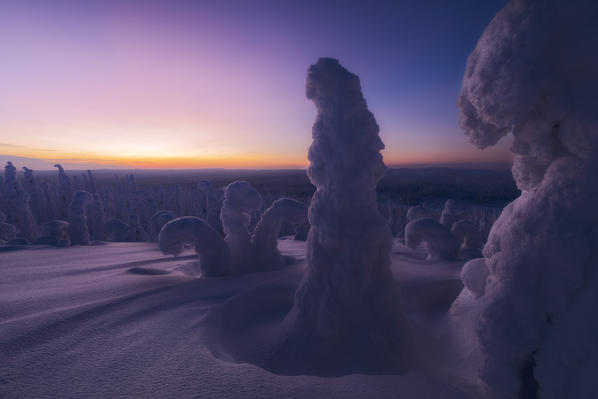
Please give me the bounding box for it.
[406,205,434,222]
[405,218,459,261]
[35,220,70,247]
[199,180,223,234]
[269,58,406,373]
[1,162,37,241]
[159,216,232,277]
[220,181,263,274]
[251,198,307,271]
[54,164,72,220]
[457,0,598,397]
[69,190,92,246]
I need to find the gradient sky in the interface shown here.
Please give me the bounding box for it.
[0,0,511,170]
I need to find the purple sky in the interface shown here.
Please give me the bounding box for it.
[0,0,511,170]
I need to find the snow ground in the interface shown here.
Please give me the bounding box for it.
[1,240,471,398]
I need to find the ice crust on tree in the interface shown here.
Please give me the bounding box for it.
[251,198,307,271]
[269,58,405,373]
[69,190,92,246]
[405,218,459,261]
[456,0,598,397]
[220,181,263,274]
[159,216,232,277]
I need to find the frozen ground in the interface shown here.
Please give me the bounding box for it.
[1,240,471,398]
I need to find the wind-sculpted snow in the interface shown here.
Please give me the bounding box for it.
[457,0,598,397]
[220,181,263,274]
[268,58,406,374]
[69,190,92,246]
[251,198,307,271]
[159,216,232,276]
[405,218,459,261]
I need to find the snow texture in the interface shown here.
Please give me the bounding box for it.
[220,181,263,274]
[251,198,307,271]
[269,58,406,374]
[0,242,470,399]
[159,216,232,276]
[69,190,92,246]
[457,0,598,397]
[405,218,459,261]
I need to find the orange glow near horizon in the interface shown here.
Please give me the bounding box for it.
[0,140,512,171]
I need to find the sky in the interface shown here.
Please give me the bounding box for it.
[0,0,511,170]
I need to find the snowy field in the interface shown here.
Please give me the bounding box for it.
[1,240,472,398]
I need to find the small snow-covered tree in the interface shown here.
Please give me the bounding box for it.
[251,198,307,271]
[54,164,72,220]
[220,181,263,274]
[70,190,92,245]
[159,216,232,276]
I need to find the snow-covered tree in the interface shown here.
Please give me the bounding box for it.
[457,0,598,397]
[270,58,406,372]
